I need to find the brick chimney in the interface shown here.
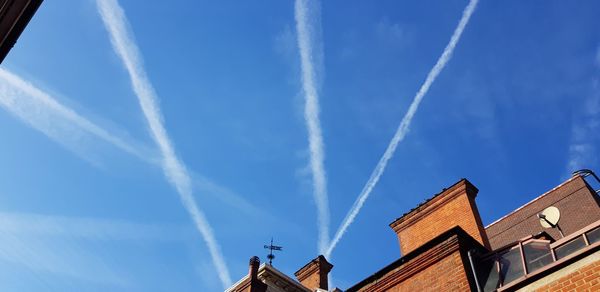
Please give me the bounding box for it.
[294,255,333,291]
[389,179,490,255]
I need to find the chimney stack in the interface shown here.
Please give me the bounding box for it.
[294,255,333,291]
[389,179,490,255]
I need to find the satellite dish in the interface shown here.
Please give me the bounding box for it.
[538,206,561,228]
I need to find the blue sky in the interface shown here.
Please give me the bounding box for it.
[0,0,599,291]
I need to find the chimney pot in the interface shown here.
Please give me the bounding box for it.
[249,256,260,280]
[247,256,267,292]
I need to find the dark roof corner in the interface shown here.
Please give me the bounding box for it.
[0,0,44,63]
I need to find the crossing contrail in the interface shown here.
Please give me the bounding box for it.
[294,0,330,255]
[0,68,262,222]
[96,0,232,288]
[0,68,144,161]
[326,0,479,258]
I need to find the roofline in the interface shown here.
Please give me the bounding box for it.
[225,263,311,292]
[262,264,311,292]
[0,0,44,63]
[389,178,477,229]
[346,226,485,291]
[294,254,331,278]
[225,270,251,292]
[485,175,581,229]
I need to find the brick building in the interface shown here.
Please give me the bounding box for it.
[227,255,334,292]
[227,171,600,292]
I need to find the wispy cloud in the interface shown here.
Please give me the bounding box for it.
[0,212,168,288]
[294,0,330,254]
[0,70,247,285]
[326,0,479,257]
[0,232,129,288]
[565,46,600,175]
[95,0,232,288]
[0,68,150,163]
[375,18,411,49]
[0,212,192,290]
[0,212,188,241]
[193,173,262,218]
[0,67,262,224]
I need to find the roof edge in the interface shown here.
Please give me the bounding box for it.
[389,178,477,230]
[347,226,485,291]
[485,175,582,229]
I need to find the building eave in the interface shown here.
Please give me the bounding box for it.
[0,0,44,63]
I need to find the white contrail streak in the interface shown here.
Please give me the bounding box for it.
[0,68,262,221]
[96,0,232,288]
[326,0,479,258]
[294,0,330,254]
[0,68,143,160]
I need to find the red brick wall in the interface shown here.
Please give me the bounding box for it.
[298,272,320,291]
[351,231,479,292]
[534,260,600,292]
[384,251,470,292]
[295,255,332,291]
[398,194,487,254]
[486,176,600,249]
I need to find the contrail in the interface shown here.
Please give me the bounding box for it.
[0,68,144,160]
[326,0,479,258]
[96,0,232,288]
[0,68,262,222]
[294,0,330,254]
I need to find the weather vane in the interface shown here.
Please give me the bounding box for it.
[263,238,283,265]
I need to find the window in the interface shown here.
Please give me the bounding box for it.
[477,257,500,292]
[475,222,600,291]
[586,226,600,244]
[498,247,524,284]
[523,241,553,273]
[554,236,586,260]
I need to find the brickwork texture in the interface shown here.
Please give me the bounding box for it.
[534,260,600,292]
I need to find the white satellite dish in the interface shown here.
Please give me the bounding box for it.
[538,206,561,228]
